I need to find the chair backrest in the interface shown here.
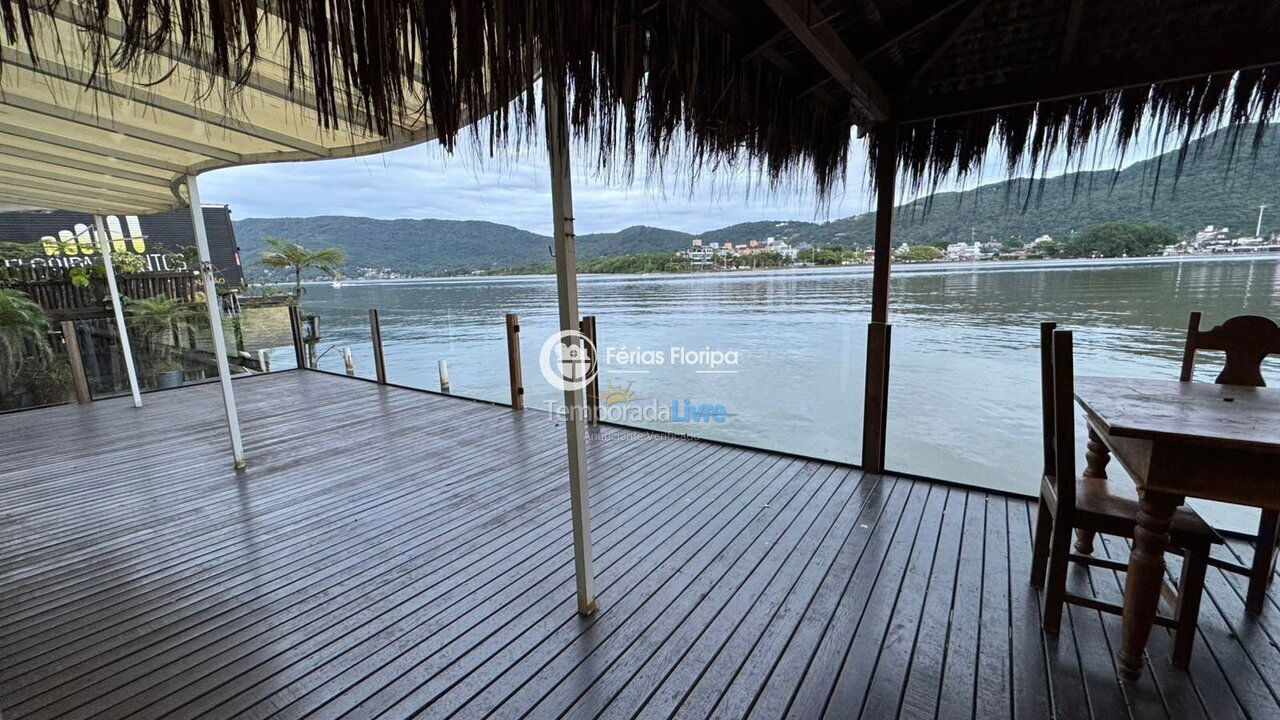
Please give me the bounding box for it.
[1039,322,1076,511]
[1180,312,1280,387]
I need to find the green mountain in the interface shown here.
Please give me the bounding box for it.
[232,217,694,275]
[233,125,1280,275]
[796,126,1280,248]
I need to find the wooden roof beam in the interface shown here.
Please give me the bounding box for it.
[692,0,845,110]
[861,0,979,62]
[764,0,892,127]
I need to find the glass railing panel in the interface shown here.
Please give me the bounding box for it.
[886,256,1280,532]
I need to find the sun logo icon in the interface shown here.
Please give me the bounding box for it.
[601,381,638,405]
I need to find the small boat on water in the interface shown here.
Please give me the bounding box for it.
[331,277,346,288]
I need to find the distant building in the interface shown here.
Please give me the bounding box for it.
[1032,234,1054,246]
[945,242,981,261]
[680,248,716,269]
[763,237,799,259]
[1194,225,1230,244]
[0,206,244,286]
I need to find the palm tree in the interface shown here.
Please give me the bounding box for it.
[0,289,53,397]
[125,297,199,374]
[0,287,52,366]
[258,237,346,302]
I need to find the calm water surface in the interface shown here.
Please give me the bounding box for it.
[287,255,1280,531]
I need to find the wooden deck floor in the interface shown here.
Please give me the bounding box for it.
[2,370,1279,720]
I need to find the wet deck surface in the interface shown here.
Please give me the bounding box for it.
[2,370,1279,719]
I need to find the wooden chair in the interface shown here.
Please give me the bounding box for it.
[1030,323,1220,667]
[1180,311,1280,613]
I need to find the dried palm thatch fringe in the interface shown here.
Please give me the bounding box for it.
[879,67,1280,195]
[0,0,853,196]
[3,0,1279,197]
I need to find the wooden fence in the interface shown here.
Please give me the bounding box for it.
[2,266,203,319]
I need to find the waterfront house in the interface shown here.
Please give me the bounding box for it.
[3,2,1280,719]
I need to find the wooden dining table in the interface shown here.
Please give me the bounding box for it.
[1074,377,1280,680]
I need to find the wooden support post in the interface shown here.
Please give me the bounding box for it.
[289,305,307,369]
[369,309,387,384]
[61,320,91,404]
[505,313,524,409]
[546,70,597,616]
[579,315,600,423]
[438,359,451,393]
[861,126,898,473]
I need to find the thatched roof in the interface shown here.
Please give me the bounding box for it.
[3,0,1280,203]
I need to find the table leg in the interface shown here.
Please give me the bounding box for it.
[1076,428,1111,554]
[1119,489,1180,681]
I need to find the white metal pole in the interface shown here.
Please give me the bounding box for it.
[186,175,246,469]
[544,74,597,616]
[94,215,143,408]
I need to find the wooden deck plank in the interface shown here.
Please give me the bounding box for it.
[235,445,762,718]
[638,474,902,720]
[747,479,925,719]
[452,457,841,718]
[937,490,985,720]
[1,370,1278,720]
[191,435,719,720]
[844,485,950,719]
[1005,500,1053,720]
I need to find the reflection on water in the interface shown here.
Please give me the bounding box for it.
[295,255,1280,532]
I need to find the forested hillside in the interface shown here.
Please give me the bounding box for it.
[795,126,1280,248]
[233,125,1280,275]
[233,217,694,275]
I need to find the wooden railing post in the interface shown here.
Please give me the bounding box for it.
[579,315,600,423]
[861,321,892,472]
[288,305,307,369]
[306,315,320,369]
[505,313,524,409]
[369,309,387,384]
[60,320,92,404]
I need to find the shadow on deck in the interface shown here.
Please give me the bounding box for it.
[1,371,1278,719]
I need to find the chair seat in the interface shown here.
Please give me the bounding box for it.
[1041,475,1222,548]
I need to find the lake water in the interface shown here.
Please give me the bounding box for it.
[281,255,1280,532]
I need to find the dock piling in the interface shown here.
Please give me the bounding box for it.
[369,309,387,384]
[505,313,524,409]
[438,359,451,393]
[342,347,356,376]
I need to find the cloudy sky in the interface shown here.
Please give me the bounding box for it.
[198,108,1169,236]
[199,130,883,236]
